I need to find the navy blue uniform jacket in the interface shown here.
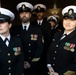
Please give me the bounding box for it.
[47,29,76,75]
[0,36,24,75]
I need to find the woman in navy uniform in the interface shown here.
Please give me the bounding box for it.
[0,8,24,75]
[47,5,76,75]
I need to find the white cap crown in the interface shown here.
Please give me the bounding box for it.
[0,8,15,21]
[62,5,76,16]
[16,2,33,11]
[34,4,46,10]
[47,16,57,22]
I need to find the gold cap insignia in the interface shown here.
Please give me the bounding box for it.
[68,9,74,15]
[50,17,53,20]
[22,4,26,10]
[37,6,41,11]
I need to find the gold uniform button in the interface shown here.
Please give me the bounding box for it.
[9,67,11,70]
[8,53,10,56]
[53,64,55,66]
[53,39,55,41]
[54,57,55,59]
[8,60,11,63]
[55,51,57,53]
[29,44,31,46]
[9,73,11,75]
[56,45,58,47]
[29,50,31,52]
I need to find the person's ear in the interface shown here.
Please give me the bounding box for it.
[9,23,12,28]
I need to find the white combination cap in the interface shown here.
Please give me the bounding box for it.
[16,2,33,12]
[47,16,57,22]
[53,15,59,20]
[34,4,46,12]
[0,8,15,21]
[62,5,76,19]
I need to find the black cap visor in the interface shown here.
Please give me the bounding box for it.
[0,14,11,23]
[48,19,56,23]
[34,8,45,12]
[19,7,31,13]
[63,13,76,20]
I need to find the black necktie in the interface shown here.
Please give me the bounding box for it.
[60,34,67,40]
[39,21,41,25]
[24,26,26,31]
[4,38,9,46]
[4,38,8,43]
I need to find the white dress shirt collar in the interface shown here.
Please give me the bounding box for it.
[22,22,30,31]
[64,29,75,35]
[37,20,43,25]
[0,34,11,41]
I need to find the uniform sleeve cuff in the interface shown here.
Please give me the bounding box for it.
[31,58,40,62]
[47,64,52,67]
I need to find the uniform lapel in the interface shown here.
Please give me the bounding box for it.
[19,25,24,32]
[0,38,6,48]
[8,36,16,50]
[56,32,64,44]
[0,36,16,51]
[27,24,33,32]
[55,31,64,41]
[0,37,8,49]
